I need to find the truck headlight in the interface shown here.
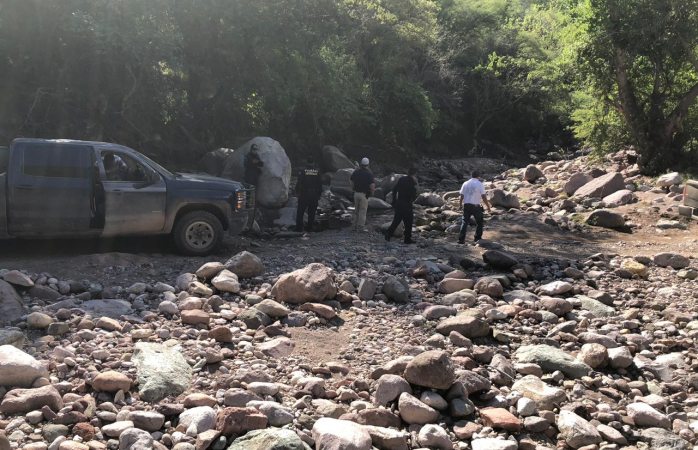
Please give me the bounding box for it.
[235,191,247,210]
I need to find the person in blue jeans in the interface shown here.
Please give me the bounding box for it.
[458,170,491,244]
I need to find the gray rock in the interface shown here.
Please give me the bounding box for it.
[330,168,355,198]
[435,315,490,338]
[557,410,602,449]
[578,295,616,317]
[640,428,691,450]
[503,290,539,303]
[0,345,48,387]
[603,189,635,207]
[398,392,439,424]
[225,251,265,278]
[133,342,192,402]
[0,329,24,348]
[511,375,566,410]
[523,164,543,182]
[0,280,24,325]
[514,345,591,378]
[374,375,412,406]
[358,279,377,301]
[564,173,593,196]
[271,263,336,304]
[118,428,154,450]
[627,402,670,428]
[404,350,455,390]
[586,209,625,228]
[322,146,355,172]
[415,193,445,207]
[482,250,518,270]
[80,299,132,318]
[489,189,520,209]
[382,276,409,303]
[653,252,690,269]
[311,417,372,450]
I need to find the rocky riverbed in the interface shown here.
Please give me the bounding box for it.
[0,150,696,450]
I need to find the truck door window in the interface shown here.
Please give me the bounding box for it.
[22,145,92,178]
[102,152,151,182]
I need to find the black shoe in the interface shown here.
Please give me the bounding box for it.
[457,239,465,245]
[404,239,415,244]
[384,231,391,242]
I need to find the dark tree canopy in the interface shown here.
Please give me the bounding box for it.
[0,0,696,173]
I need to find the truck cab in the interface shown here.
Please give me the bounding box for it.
[0,139,254,255]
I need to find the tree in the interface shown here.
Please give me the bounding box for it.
[579,0,698,174]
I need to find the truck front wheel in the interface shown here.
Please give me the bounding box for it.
[173,211,223,256]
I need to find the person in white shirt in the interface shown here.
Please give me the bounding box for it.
[458,170,491,244]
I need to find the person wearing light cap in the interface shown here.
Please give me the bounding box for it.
[350,157,375,232]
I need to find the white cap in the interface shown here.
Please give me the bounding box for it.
[360,157,369,166]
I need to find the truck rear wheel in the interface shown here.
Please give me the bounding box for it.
[173,211,223,256]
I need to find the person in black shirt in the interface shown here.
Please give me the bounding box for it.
[385,167,418,244]
[244,144,264,186]
[295,159,323,232]
[350,157,375,231]
[244,144,264,231]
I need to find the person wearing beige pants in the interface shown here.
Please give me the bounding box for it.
[350,157,375,232]
[353,191,369,230]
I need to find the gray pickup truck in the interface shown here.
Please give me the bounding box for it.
[0,138,254,255]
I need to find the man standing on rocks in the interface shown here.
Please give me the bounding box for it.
[350,157,375,232]
[458,170,491,244]
[295,158,323,232]
[385,167,418,244]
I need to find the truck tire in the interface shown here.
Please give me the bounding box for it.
[173,211,223,256]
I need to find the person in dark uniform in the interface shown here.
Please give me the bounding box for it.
[244,144,264,231]
[295,159,323,232]
[384,167,418,244]
[244,144,264,186]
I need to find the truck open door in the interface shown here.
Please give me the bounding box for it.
[7,141,97,235]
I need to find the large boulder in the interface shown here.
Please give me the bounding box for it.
[271,263,337,304]
[585,209,625,229]
[0,280,24,326]
[220,137,292,208]
[657,172,682,187]
[330,168,355,198]
[133,342,192,402]
[322,146,356,172]
[574,172,625,198]
[489,189,520,209]
[0,345,49,387]
[523,165,543,183]
[564,173,593,196]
